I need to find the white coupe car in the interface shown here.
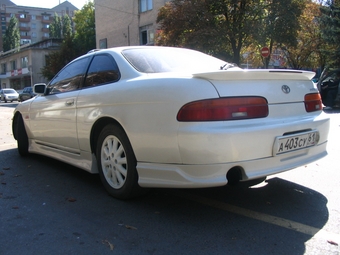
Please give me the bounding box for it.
[12,46,330,199]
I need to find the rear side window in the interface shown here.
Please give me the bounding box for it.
[84,54,120,88]
[49,57,89,94]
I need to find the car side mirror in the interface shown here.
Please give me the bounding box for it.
[33,83,47,95]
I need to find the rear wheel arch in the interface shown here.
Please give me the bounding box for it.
[92,118,145,199]
[90,117,128,156]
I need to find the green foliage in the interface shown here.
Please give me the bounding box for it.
[73,1,96,56]
[280,1,323,69]
[156,0,306,67]
[3,16,20,52]
[157,0,260,63]
[49,13,62,38]
[62,15,73,38]
[49,13,73,39]
[40,51,63,81]
[41,1,95,80]
[319,0,340,67]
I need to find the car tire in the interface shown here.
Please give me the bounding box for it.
[16,115,29,156]
[96,124,143,200]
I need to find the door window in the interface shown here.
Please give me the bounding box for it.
[48,57,89,94]
[84,54,120,88]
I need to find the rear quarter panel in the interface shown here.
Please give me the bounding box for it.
[76,75,219,164]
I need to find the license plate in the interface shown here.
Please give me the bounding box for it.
[273,131,319,156]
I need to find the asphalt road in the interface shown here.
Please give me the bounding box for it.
[1,102,339,255]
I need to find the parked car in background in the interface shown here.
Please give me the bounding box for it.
[19,86,37,102]
[0,88,19,103]
[317,68,340,108]
[12,46,330,200]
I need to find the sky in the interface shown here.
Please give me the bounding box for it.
[12,0,91,9]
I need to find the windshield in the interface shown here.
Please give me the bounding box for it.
[122,47,232,74]
[3,89,16,94]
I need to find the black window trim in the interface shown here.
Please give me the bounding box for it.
[81,53,121,89]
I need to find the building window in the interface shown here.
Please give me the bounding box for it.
[21,56,29,68]
[19,14,27,19]
[10,60,16,71]
[43,33,49,38]
[99,38,107,49]
[140,25,154,45]
[1,63,6,74]
[43,15,49,20]
[20,31,29,36]
[31,15,36,20]
[20,22,27,27]
[31,23,36,29]
[32,32,37,38]
[140,0,152,12]
[21,39,31,45]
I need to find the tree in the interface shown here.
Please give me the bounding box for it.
[319,0,340,67]
[156,0,263,64]
[62,15,73,38]
[73,1,96,56]
[49,13,62,38]
[49,13,73,39]
[41,1,95,80]
[254,0,306,68]
[3,16,20,52]
[156,0,305,66]
[210,0,264,64]
[280,0,323,69]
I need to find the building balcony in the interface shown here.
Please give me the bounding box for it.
[20,35,31,39]
[19,26,31,31]
[19,17,31,22]
[41,28,49,32]
[41,19,51,24]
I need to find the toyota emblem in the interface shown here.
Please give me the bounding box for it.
[282,85,291,94]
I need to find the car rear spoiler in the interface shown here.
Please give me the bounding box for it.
[192,69,315,81]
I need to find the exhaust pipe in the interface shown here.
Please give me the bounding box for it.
[227,167,243,186]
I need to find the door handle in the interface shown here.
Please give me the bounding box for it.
[65,99,75,106]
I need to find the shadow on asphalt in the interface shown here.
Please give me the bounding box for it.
[0,102,18,108]
[0,149,330,255]
[323,106,340,114]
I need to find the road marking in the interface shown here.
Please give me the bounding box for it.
[178,192,340,244]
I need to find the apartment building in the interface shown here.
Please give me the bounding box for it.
[0,1,78,90]
[95,0,169,49]
[0,38,62,90]
[0,0,78,51]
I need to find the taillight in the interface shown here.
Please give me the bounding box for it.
[177,97,268,121]
[304,93,322,112]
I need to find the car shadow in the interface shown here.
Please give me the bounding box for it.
[0,102,19,108]
[323,106,340,114]
[0,151,331,255]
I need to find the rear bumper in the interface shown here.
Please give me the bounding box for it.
[136,140,328,188]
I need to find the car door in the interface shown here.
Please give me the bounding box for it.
[28,56,90,154]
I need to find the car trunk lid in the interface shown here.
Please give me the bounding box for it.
[192,69,318,105]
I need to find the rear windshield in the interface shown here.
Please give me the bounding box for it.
[122,48,227,74]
